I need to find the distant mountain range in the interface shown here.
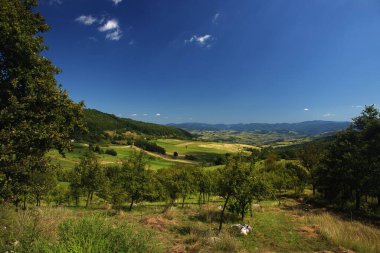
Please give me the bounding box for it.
[168,121,350,136]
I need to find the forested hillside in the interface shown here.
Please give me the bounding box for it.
[78,109,193,141]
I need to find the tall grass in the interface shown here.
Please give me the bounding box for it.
[50,216,161,253]
[0,206,162,253]
[307,213,380,253]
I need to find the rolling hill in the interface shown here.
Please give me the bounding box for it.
[168,120,350,136]
[77,109,193,141]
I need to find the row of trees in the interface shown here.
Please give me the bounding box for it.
[315,105,380,211]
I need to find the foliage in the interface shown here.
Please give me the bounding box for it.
[70,152,106,208]
[316,105,380,211]
[0,0,84,204]
[216,154,271,230]
[134,138,166,154]
[105,148,117,156]
[79,109,192,141]
[121,151,150,210]
[297,142,324,194]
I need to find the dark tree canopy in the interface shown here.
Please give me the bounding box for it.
[0,0,85,160]
[0,0,84,202]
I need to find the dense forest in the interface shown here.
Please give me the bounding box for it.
[78,109,193,142]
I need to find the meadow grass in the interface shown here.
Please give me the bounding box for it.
[47,143,177,170]
[307,213,380,253]
[3,199,378,253]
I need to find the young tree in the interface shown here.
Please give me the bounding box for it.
[121,151,149,211]
[285,162,309,194]
[104,165,127,209]
[297,142,323,195]
[157,166,195,208]
[71,152,105,208]
[29,158,58,207]
[0,0,85,203]
[216,154,257,232]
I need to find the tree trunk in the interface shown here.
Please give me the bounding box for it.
[15,196,20,211]
[241,209,245,222]
[182,197,185,208]
[312,184,316,195]
[218,194,230,233]
[23,193,27,210]
[75,196,79,207]
[129,199,134,211]
[85,191,91,208]
[36,194,41,207]
[378,193,380,207]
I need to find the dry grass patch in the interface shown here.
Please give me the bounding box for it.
[307,213,380,253]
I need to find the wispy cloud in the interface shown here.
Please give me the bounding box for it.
[98,19,123,41]
[304,108,309,111]
[88,36,98,42]
[131,113,138,117]
[75,15,97,25]
[98,19,119,31]
[49,0,62,6]
[105,29,122,40]
[112,0,123,5]
[143,114,148,116]
[212,13,220,24]
[75,15,123,41]
[185,34,214,47]
[155,113,161,116]
[351,105,362,108]
[323,113,335,117]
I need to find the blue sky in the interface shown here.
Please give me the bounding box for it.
[38,0,380,124]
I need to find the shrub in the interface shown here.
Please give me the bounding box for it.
[134,139,166,154]
[105,149,117,156]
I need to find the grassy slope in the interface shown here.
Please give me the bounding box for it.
[48,144,177,170]
[4,197,378,253]
[49,139,260,170]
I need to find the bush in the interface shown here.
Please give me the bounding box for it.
[105,149,117,156]
[35,216,162,253]
[134,139,166,154]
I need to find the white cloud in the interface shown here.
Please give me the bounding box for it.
[131,113,137,117]
[323,113,335,117]
[98,19,119,31]
[106,29,122,41]
[49,0,62,5]
[185,34,214,46]
[352,105,362,108]
[98,19,123,41]
[212,13,220,24]
[155,113,161,116]
[112,0,123,5]
[76,15,97,25]
[304,108,309,111]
